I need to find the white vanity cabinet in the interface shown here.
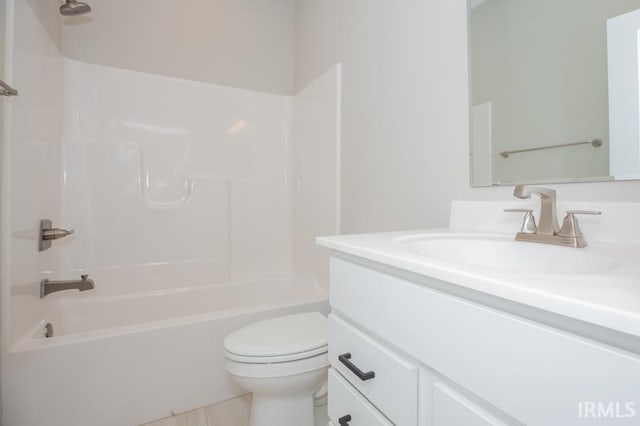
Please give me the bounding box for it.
[327,256,640,426]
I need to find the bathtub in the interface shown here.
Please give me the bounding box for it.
[4,274,329,426]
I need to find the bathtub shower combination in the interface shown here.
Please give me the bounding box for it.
[1,1,341,425]
[8,272,328,426]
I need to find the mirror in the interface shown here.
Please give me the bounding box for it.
[469,0,640,187]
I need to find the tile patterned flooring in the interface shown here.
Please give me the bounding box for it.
[141,395,251,426]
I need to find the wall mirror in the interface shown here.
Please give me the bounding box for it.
[469,0,640,187]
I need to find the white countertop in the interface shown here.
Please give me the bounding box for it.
[318,227,640,339]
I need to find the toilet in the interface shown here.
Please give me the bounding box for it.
[224,312,329,426]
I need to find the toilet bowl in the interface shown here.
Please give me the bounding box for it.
[224,312,329,426]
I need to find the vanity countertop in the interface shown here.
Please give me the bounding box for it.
[318,227,640,340]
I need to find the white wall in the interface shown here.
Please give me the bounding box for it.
[295,0,471,232]
[23,0,62,51]
[62,0,296,95]
[295,0,640,234]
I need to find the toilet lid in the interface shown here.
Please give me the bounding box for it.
[224,312,327,362]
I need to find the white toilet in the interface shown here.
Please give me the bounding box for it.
[224,312,329,426]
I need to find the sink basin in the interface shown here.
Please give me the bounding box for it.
[395,234,618,275]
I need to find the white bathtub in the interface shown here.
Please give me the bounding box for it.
[5,274,329,426]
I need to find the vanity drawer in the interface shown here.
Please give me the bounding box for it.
[328,368,392,426]
[329,314,418,426]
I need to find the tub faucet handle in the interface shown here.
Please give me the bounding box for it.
[42,227,74,240]
[39,219,75,252]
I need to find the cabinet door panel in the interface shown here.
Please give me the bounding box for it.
[432,383,508,426]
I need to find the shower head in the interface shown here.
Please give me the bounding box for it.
[60,0,91,16]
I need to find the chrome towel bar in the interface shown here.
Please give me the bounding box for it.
[500,138,602,158]
[0,77,18,96]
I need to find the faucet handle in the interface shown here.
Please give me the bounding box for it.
[565,210,602,216]
[558,210,602,240]
[504,208,537,234]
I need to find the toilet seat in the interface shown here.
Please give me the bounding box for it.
[224,312,328,364]
[226,351,329,378]
[225,345,328,364]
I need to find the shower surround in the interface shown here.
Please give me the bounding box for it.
[60,58,295,287]
[2,1,340,424]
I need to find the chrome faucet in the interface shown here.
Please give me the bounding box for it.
[40,274,95,298]
[506,185,601,248]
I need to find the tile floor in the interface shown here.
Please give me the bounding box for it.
[141,394,251,426]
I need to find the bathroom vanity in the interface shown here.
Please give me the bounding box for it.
[319,201,640,426]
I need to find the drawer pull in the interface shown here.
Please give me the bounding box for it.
[338,353,375,381]
[338,414,352,425]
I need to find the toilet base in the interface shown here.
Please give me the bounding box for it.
[250,394,315,426]
[226,356,328,426]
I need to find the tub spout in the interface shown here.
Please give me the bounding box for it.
[40,274,95,298]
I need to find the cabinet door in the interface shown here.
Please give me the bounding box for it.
[432,383,509,426]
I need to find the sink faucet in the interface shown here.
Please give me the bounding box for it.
[513,185,559,235]
[40,274,95,298]
[507,185,601,248]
